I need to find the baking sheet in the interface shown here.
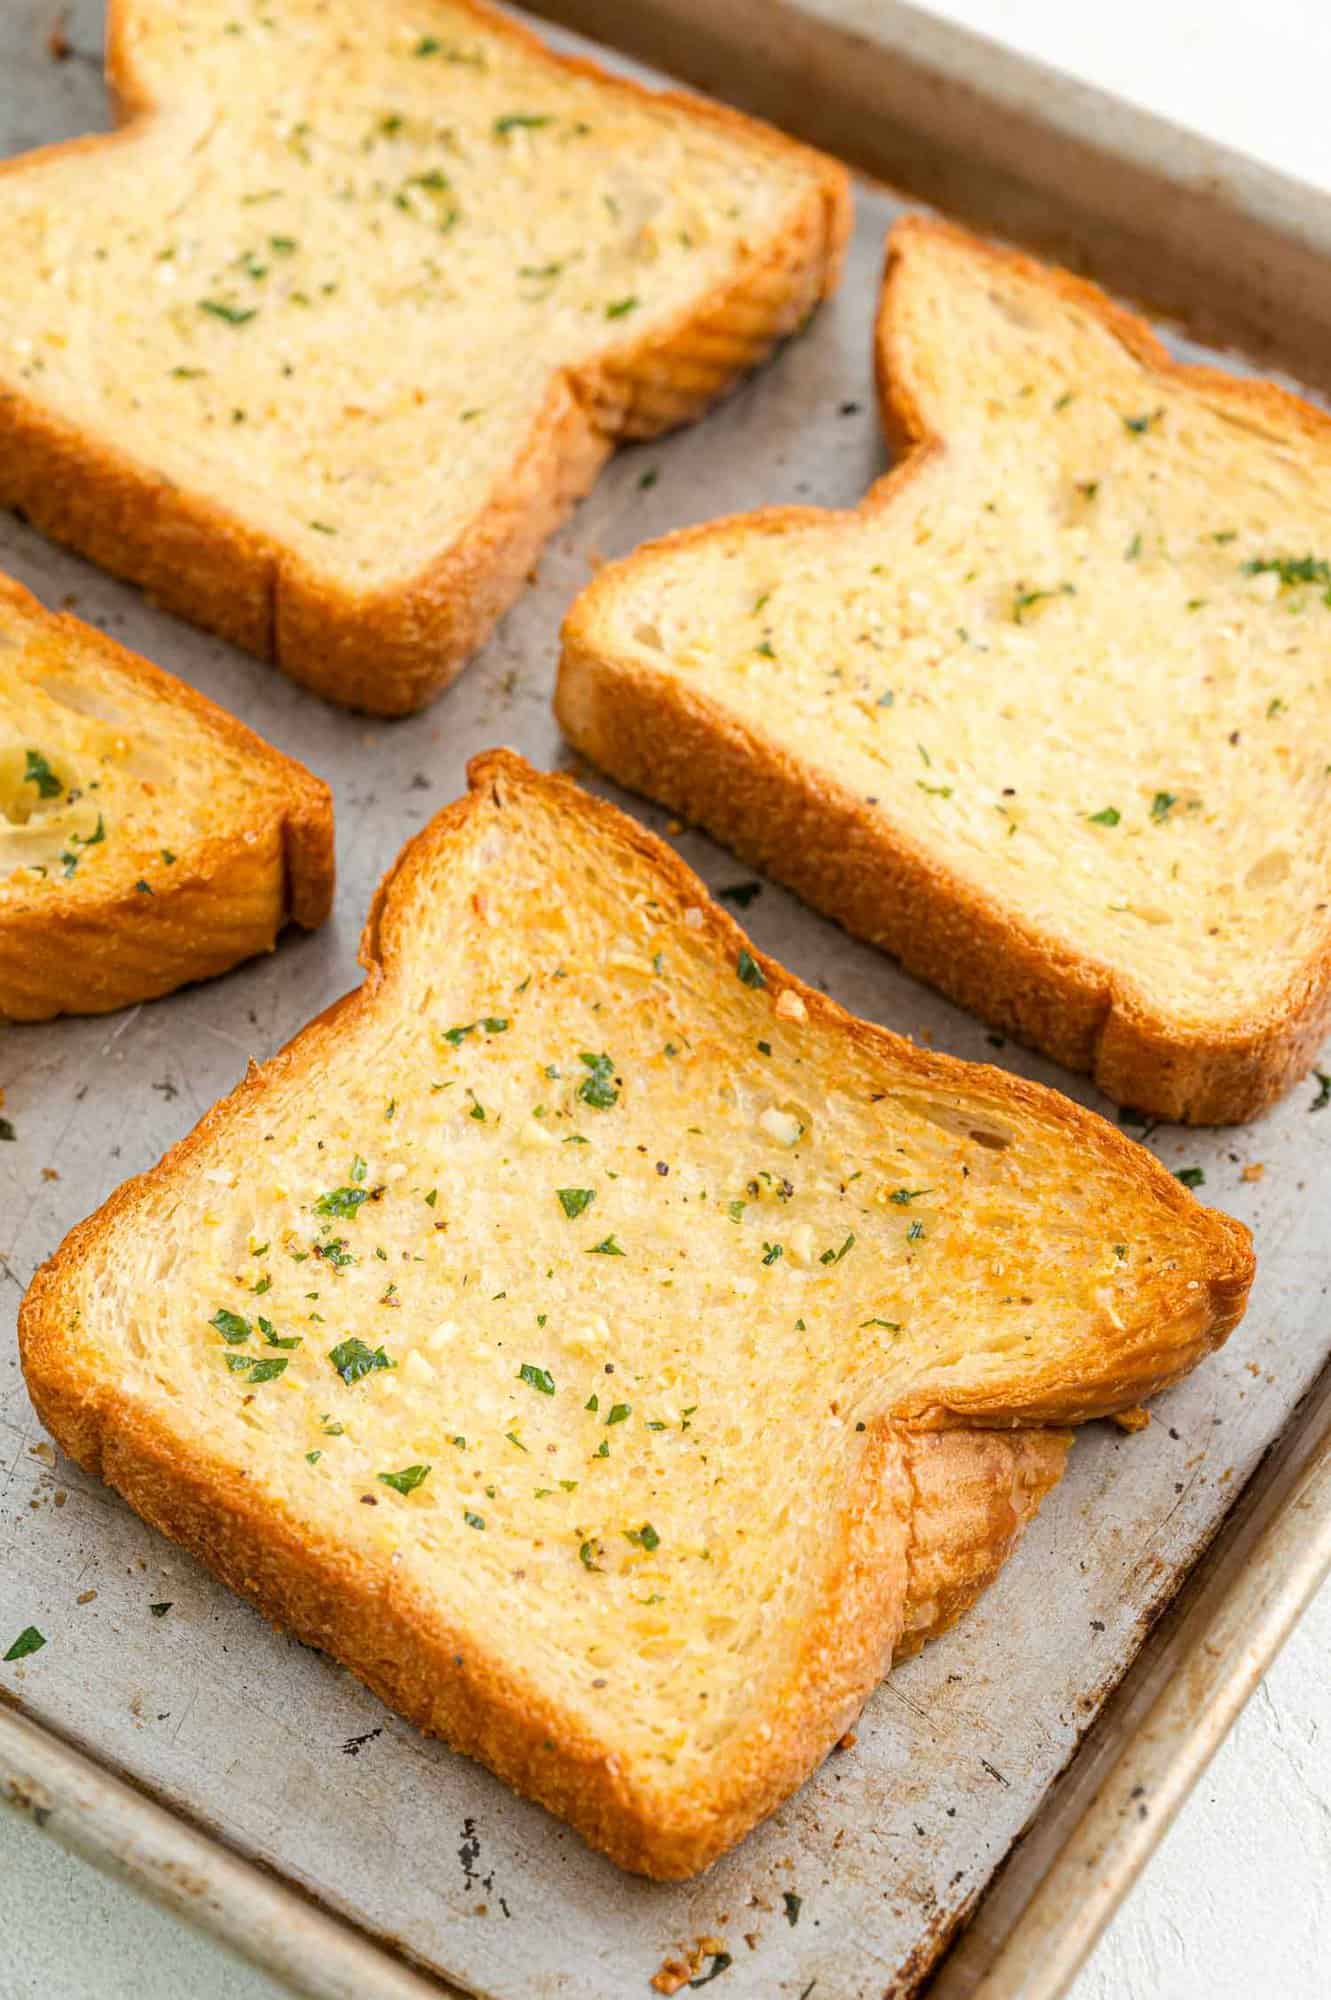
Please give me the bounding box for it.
[2,5,1329,1997]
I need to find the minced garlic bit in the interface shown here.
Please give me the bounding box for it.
[758,1106,803,1147]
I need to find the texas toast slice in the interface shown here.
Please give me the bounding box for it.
[0,0,848,714]
[559,216,1331,1123]
[0,572,332,1018]
[20,752,1252,1876]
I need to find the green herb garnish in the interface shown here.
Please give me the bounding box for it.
[378,1464,431,1495]
[314,1185,371,1218]
[328,1338,393,1384]
[519,1362,557,1395]
[23,750,62,799]
[1244,554,1331,597]
[557,1188,595,1219]
[577,1052,619,1108]
[199,299,256,325]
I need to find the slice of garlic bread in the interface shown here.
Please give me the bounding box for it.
[559,216,1331,1123]
[0,573,332,1018]
[20,751,1251,1876]
[0,0,848,715]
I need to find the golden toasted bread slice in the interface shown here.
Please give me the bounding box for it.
[20,753,1251,1876]
[559,216,1331,1123]
[0,573,332,1018]
[0,0,849,714]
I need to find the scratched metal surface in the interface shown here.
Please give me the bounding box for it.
[1,6,1329,1997]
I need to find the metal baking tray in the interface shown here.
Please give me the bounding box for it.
[3,4,1330,1997]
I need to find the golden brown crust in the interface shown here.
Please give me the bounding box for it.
[0,572,333,1019]
[0,0,851,718]
[558,216,1331,1123]
[18,752,1252,1877]
[894,1428,1071,1660]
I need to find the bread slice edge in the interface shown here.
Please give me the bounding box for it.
[0,0,852,717]
[0,573,333,1019]
[17,752,1250,1875]
[557,219,1331,1123]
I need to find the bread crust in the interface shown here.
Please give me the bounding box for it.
[0,573,333,1019]
[18,752,1252,1876]
[0,0,851,717]
[558,216,1331,1123]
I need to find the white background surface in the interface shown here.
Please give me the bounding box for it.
[4,3,1331,1997]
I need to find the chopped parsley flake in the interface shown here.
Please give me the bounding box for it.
[238,1356,288,1384]
[210,1308,252,1344]
[588,1234,625,1257]
[4,1626,45,1662]
[199,299,256,325]
[605,296,639,318]
[464,1511,486,1531]
[1012,582,1074,623]
[328,1338,393,1384]
[605,1403,631,1426]
[625,1523,660,1551]
[820,1232,855,1265]
[378,1463,431,1495]
[1088,807,1121,826]
[314,1185,371,1218]
[1175,1166,1206,1189]
[557,1187,595,1219]
[443,1017,509,1045]
[1150,792,1177,821]
[576,1052,619,1109]
[23,750,62,799]
[519,1362,557,1395]
[736,948,766,989]
[1244,554,1331,596]
[494,113,553,134]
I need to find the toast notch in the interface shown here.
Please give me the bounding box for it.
[559,217,1331,1122]
[20,752,1252,1874]
[0,0,850,714]
[0,572,333,1018]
